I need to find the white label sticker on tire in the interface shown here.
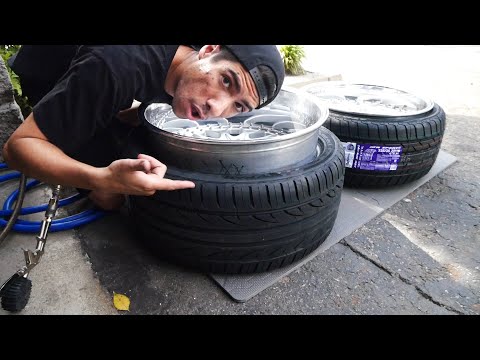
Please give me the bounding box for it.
[342,142,357,168]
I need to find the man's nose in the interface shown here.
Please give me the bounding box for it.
[206,97,229,118]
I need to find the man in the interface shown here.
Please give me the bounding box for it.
[3,45,285,210]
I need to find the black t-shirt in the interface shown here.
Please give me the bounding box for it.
[9,45,79,81]
[32,45,179,156]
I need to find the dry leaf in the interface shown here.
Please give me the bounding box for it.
[113,292,130,311]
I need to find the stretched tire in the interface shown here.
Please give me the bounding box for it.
[129,128,345,274]
[302,83,447,187]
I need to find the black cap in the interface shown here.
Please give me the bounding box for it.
[223,45,285,109]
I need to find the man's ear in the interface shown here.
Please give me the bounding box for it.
[198,45,221,59]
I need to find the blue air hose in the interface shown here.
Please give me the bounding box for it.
[0,164,106,233]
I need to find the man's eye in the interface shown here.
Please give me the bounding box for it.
[235,102,244,112]
[222,76,231,88]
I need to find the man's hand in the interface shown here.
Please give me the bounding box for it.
[100,153,195,196]
[4,113,193,212]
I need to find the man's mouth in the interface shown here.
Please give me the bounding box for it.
[190,104,204,120]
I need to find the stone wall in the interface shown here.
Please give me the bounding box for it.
[0,57,23,163]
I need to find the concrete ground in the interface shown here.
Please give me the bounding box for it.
[0,45,478,315]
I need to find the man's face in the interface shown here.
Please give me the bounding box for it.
[171,51,260,120]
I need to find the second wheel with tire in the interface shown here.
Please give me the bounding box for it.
[302,83,447,187]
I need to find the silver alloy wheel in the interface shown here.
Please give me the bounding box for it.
[301,82,434,117]
[140,87,329,175]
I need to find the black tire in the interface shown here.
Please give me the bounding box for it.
[324,103,446,187]
[0,275,32,312]
[129,128,345,274]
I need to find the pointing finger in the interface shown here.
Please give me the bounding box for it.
[156,179,196,191]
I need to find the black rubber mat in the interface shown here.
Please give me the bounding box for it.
[210,150,457,302]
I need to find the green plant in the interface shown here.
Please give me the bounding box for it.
[279,45,306,76]
[0,45,32,118]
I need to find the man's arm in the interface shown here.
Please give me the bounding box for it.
[2,113,195,195]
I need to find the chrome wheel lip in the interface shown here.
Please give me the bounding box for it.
[141,86,329,145]
[301,81,434,117]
